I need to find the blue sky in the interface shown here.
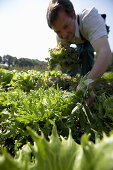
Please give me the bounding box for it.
[0,0,112,61]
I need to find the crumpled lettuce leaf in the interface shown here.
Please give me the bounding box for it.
[27,125,81,170]
[1,126,113,170]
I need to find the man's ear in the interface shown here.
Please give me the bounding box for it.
[73,10,76,19]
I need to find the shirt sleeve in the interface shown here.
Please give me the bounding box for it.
[81,7,108,45]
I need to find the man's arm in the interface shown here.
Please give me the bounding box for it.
[87,35,112,81]
[85,36,112,107]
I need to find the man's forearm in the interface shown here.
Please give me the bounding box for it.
[87,49,112,87]
[87,36,112,84]
[88,51,112,78]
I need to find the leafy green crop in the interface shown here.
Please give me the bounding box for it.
[1,126,113,170]
[46,43,80,70]
[0,87,77,154]
[0,69,79,92]
[1,70,113,155]
[0,67,113,170]
[0,69,14,90]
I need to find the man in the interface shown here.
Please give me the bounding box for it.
[46,0,112,106]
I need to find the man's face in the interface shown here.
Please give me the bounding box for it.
[52,9,76,43]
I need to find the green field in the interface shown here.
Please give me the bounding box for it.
[0,68,113,170]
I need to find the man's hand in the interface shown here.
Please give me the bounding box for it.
[86,90,95,108]
[76,83,95,108]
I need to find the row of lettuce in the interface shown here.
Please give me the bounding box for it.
[0,68,113,169]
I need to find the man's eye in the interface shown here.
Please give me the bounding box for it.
[64,25,68,29]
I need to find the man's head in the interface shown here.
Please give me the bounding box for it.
[46,0,76,42]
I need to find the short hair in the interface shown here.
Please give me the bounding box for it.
[46,0,74,28]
